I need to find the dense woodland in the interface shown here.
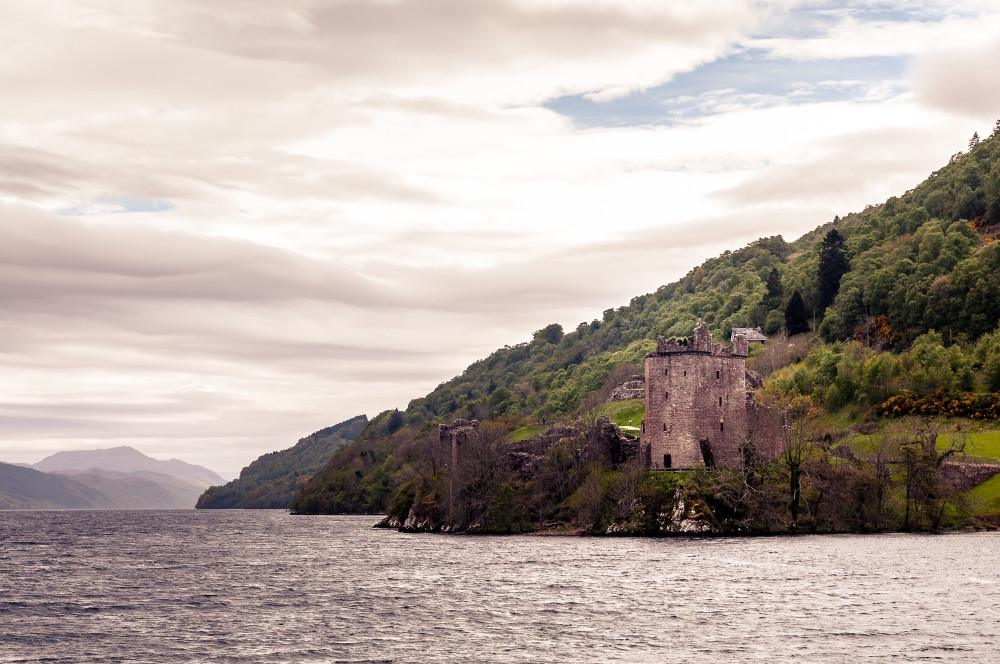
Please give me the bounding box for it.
[291,123,1000,534]
[197,415,367,509]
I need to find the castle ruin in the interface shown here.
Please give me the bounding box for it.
[439,419,480,470]
[641,319,762,470]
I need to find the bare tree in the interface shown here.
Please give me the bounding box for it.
[450,421,511,529]
[579,470,605,527]
[901,417,967,530]
[780,395,817,526]
[607,459,644,520]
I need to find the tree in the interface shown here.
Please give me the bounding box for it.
[780,396,817,527]
[765,267,783,308]
[785,290,810,335]
[969,131,981,150]
[386,409,404,434]
[534,323,564,344]
[901,418,966,530]
[450,421,511,529]
[817,229,850,312]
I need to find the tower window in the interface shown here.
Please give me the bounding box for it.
[665,392,669,400]
[683,370,687,376]
[665,368,669,376]
[663,454,672,469]
[719,396,723,406]
[716,370,720,379]
[720,421,724,431]
[662,422,666,431]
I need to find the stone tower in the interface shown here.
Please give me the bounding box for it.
[641,319,750,470]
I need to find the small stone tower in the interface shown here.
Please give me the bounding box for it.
[641,319,750,470]
[439,419,480,469]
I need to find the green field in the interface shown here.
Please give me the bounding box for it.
[937,426,1000,460]
[509,425,549,442]
[971,473,1000,515]
[598,398,645,431]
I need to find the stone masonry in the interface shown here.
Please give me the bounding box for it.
[641,319,752,470]
[439,419,479,469]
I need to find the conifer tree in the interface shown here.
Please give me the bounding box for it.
[785,290,810,335]
[817,228,849,312]
[765,267,783,308]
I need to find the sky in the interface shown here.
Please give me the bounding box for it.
[2,0,1000,477]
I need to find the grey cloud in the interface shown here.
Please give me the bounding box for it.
[157,0,747,88]
[0,206,385,305]
[911,41,1000,118]
[712,127,959,207]
[211,149,443,204]
[0,200,831,470]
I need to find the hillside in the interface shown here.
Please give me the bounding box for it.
[0,462,210,510]
[196,415,367,509]
[292,123,1000,533]
[34,446,225,488]
[0,462,112,510]
[49,469,207,509]
[2,446,227,509]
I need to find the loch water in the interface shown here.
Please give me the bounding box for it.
[1,511,998,663]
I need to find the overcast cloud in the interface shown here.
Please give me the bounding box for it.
[1,0,998,475]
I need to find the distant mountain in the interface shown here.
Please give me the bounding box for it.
[0,462,112,509]
[33,446,225,488]
[196,415,367,509]
[0,461,209,510]
[49,469,207,509]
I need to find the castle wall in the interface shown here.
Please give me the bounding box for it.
[641,320,749,470]
[439,419,479,469]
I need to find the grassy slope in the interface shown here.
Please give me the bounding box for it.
[971,473,1000,513]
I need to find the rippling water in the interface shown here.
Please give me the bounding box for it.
[1,511,998,663]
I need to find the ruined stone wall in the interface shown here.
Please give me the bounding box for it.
[642,320,750,470]
[439,419,479,469]
[939,460,1000,492]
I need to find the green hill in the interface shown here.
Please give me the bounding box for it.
[292,123,1000,532]
[196,415,367,509]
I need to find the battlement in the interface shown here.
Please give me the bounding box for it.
[651,319,748,358]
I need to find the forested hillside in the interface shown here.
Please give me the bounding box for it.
[196,415,367,509]
[292,123,1000,532]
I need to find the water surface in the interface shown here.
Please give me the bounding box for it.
[1,511,997,663]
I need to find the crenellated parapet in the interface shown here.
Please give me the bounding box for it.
[654,319,747,358]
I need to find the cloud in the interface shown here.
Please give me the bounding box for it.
[910,40,1000,119]
[0,197,815,470]
[2,1,999,471]
[713,122,966,208]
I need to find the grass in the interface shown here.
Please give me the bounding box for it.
[938,428,1000,460]
[970,473,1000,515]
[509,425,549,442]
[835,417,1000,461]
[597,398,645,430]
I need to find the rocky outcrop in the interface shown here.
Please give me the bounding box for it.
[605,487,713,535]
[586,416,639,466]
[610,376,646,401]
[940,460,1000,492]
